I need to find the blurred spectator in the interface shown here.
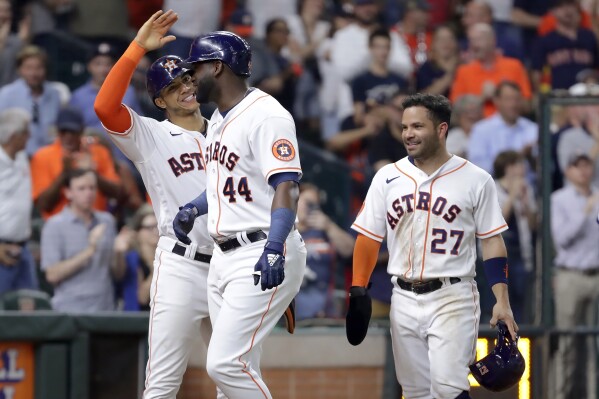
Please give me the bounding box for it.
[0,45,61,156]
[351,29,408,127]
[537,0,593,37]
[248,18,297,112]
[295,183,354,320]
[368,91,408,171]
[468,81,537,174]
[0,109,38,295]
[315,4,354,141]
[41,169,122,312]
[330,0,413,83]
[556,104,599,187]
[415,24,459,96]
[461,0,524,60]
[447,94,483,158]
[225,7,254,39]
[569,68,599,95]
[450,23,531,117]
[69,42,142,162]
[551,152,599,399]
[393,0,432,67]
[71,43,141,130]
[30,106,122,219]
[28,0,74,37]
[161,0,221,58]
[68,0,130,47]
[286,0,330,141]
[246,0,296,39]
[532,0,599,91]
[493,151,537,324]
[0,0,30,86]
[114,204,157,311]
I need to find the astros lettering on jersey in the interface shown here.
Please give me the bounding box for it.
[105,106,213,251]
[352,155,507,280]
[203,88,302,237]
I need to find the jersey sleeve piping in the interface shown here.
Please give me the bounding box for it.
[476,223,508,238]
[264,167,303,182]
[351,223,384,242]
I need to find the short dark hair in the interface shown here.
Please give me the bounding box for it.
[402,93,452,127]
[493,150,524,179]
[64,169,95,188]
[369,28,391,46]
[494,80,521,98]
[265,18,288,35]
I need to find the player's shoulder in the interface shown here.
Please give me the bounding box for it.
[456,156,493,180]
[245,88,293,121]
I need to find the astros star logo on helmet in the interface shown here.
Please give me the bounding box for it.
[164,59,177,73]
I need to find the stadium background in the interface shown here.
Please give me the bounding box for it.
[0,0,598,398]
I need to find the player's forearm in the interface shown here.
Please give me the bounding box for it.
[94,41,145,132]
[481,234,507,260]
[491,283,511,306]
[352,234,381,287]
[45,246,96,285]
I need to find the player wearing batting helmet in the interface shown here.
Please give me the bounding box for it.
[94,10,222,399]
[173,29,306,398]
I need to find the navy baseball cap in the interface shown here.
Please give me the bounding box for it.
[56,106,85,133]
[88,42,118,62]
[228,9,254,38]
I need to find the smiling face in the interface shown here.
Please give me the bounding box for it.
[155,72,199,114]
[401,106,447,160]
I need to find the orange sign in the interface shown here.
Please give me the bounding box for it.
[0,343,34,399]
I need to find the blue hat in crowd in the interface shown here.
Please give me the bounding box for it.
[56,106,85,133]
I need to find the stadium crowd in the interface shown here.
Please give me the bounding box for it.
[0,0,598,334]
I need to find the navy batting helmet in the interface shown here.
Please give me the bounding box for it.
[146,55,189,100]
[183,31,251,77]
[469,321,525,392]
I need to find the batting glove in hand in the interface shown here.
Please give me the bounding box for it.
[346,285,372,346]
[253,241,285,291]
[173,203,198,245]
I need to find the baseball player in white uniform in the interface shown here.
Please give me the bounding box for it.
[94,11,219,399]
[172,31,306,398]
[345,94,519,399]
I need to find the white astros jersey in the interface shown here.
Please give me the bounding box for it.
[204,88,302,237]
[104,106,212,251]
[352,155,507,280]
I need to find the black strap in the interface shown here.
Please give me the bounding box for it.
[397,277,461,295]
[172,243,212,263]
[216,230,268,252]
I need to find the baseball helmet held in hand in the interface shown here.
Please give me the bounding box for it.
[469,321,525,392]
[183,31,252,77]
[146,55,190,100]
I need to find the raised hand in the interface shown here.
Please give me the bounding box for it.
[134,9,179,52]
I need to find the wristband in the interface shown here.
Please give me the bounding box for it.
[189,191,208,216]
[483,257,508,287]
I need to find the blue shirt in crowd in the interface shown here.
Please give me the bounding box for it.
[351,71,407,107]
[0,78,61,156]
[468,113,538,174]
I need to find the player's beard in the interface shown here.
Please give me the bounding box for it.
[404,132,441,161]
[195,76,216,104]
